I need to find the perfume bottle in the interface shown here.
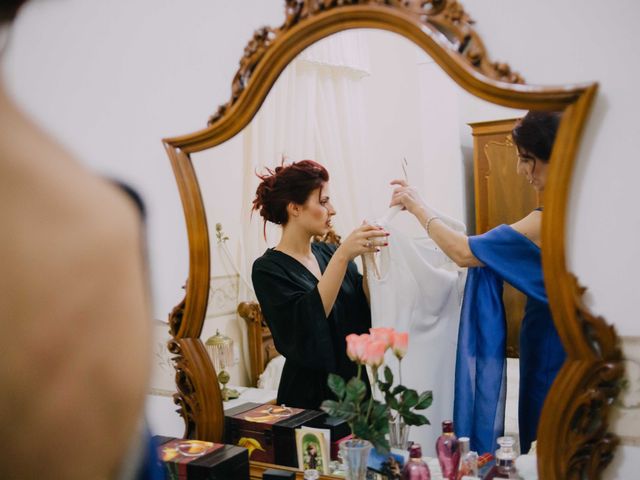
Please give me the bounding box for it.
[484,436,521,479]
[436,420,460,480]
[401,443,431,480]
[456,437,478,480]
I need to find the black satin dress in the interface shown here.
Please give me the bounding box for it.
[251,242,371,409]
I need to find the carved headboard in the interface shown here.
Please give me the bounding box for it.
[237,301,280,387]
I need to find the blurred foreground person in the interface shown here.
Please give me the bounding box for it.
[1,2,156,478]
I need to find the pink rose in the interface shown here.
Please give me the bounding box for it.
[392,331,409,359]
[369,327,395,350]
[346,334,360,363]
[346,333,369,364]
[362,339,387,368]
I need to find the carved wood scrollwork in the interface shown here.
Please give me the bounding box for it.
[572,275,620,360]
[566,363,622,478]
[168,338,224,441]
[238,301,280,387]
[567,275,624,478]
[208,0,522,125]
[538,270,624,478]
[167,294,185,337]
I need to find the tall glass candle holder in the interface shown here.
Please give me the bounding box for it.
[205,330,239,401]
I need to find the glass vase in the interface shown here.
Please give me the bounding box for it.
[389,415,411,450]
[339,438,372,480]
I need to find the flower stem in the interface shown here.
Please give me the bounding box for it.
[366,366,378,423]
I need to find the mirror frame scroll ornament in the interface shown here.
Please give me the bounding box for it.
[163,1,622,478]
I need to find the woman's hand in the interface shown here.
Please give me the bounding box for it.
[337,223,389,261]
[389,179,428,218]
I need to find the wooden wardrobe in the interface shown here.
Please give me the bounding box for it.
[469,118,540,358]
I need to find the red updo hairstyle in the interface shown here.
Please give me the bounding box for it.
[252,160,329,230]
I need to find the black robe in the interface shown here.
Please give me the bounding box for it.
[251,242,371,409]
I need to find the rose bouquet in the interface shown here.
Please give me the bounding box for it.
[321,327,432,453]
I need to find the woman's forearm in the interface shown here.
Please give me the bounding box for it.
[317,248,350,316]
[413,207,481,268]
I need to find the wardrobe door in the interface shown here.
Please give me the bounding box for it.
[470,118,540,357]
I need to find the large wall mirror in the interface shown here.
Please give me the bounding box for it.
[163,2,622,479]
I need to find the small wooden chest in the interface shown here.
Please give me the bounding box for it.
[155,435,249,480]
[224,402,327,468]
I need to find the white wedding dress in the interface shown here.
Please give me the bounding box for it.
[365,207,467,456]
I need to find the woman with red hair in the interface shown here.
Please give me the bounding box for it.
[252,160,388,409]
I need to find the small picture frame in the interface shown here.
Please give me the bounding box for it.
[295,427,331,474]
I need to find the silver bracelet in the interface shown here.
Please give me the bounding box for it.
[425,216,441,237]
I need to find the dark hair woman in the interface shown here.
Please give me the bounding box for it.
[251,160,389,409]
[389,111,565,455]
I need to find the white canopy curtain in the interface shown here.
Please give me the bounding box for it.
[234,30,371,380]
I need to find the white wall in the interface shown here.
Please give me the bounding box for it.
[5,0,639,477]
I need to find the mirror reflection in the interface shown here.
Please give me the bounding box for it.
[191,29,564,461]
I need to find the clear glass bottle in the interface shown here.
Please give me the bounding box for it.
[435,420,460,480]
[484,436,521,479]
[456,437,478,479]
[401,443,431,480]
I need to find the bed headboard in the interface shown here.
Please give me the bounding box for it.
[237,301,280,387]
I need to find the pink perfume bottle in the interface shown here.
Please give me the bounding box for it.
[435,420,460,480]
[402,443,431,480]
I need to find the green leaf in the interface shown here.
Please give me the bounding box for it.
[371,434,390,455]
[401,411,430,426]
[353,418,371,440]
[415,391,433,410]
[391,385,407,396]
[327,373,346,400]
[320,400,340,417]
[369,402,389,431]
[345,377,367,403]
[370,402,388,421]
[373,409,390,431]
[401,389,419,408]
[388,396,400,411]
[321,399,356,421]
[384,365,394,384]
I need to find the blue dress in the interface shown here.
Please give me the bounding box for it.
[453,224,566,455]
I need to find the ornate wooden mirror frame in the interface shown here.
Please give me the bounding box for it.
[162,1,623,478]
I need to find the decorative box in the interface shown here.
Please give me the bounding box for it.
[155,435,249,480]
[224,402,327,467]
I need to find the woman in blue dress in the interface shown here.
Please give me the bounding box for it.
[389,111,566,455]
